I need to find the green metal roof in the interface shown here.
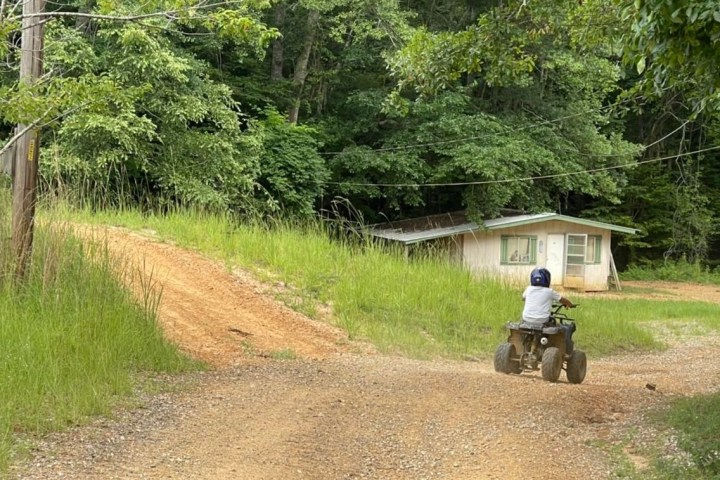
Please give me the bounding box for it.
[370,212,637,245]
[483,213,638,235]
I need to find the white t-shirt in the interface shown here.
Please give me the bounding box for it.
[522,285,562,324]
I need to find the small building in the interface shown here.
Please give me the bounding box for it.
[369,211,638,292]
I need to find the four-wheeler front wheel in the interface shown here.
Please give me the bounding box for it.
[494,343,520,374]
[541,347,562,382]
[566,350,587,384]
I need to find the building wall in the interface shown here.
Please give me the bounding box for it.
[461,220,611,291]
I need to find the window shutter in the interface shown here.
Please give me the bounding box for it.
[500,237,508,263]
[594,236,602,263]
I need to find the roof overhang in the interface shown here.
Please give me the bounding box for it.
[483,213,638,235]
[369,212,638,245]
[369,223,480,245]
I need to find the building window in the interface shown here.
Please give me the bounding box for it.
[501,236,537,265]
[566,234,603,276]
[566,235,586,276]
[585,235,602,264]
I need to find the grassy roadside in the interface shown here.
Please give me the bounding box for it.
[68,206,720,359]
[613,394,720,480]
[0,190,199,472]
[8,201,717,479]
[655,394,720,478]
[68,206,720,478]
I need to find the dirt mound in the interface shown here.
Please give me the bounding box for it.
[82,226,371,367]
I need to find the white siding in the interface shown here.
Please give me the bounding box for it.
[461,220,611,291]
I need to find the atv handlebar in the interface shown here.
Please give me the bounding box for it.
[550,303,578,324]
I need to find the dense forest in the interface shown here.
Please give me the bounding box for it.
[1,0,719,268]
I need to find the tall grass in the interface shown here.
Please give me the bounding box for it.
[0,189,197,471]
[67,206,720,359]
[652,393,720,478]
[623,259,720,285]
[42,201,720,480]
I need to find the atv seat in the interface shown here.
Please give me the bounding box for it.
[506,322,561,335]
[506,322,544,331]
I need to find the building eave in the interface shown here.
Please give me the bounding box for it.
[368,212,637,245]
[483,213,638,235]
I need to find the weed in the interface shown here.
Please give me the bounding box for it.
[0,189,198,472]
[268,348,297,360]
[659,393,720,477]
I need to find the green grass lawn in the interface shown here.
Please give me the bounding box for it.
[11,202,720,478]
[67,206,720,359]
[0,195,199,472]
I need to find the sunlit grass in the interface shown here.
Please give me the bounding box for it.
[653,393,720,478]
[44,201,720,480]
[623,260,720,285]
[0,191,199,471]
[64,205,720,360]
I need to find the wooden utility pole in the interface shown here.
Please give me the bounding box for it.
[12,0,45,281]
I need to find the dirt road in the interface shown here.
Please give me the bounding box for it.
[10,227,720,479]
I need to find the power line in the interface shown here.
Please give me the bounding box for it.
[325,144,720,188]
[529,120,687,159]
[318,88,678,157]
[318,107,591,155]
[19,0,252,20]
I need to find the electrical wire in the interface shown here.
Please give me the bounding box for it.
[325,144,720,188]
[318,87,679,157]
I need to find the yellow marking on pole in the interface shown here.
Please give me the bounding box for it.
[27,138,36,162]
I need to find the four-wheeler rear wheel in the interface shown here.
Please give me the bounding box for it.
[541,347,562,382]
[494,343,521,374]
[566,350,587,384]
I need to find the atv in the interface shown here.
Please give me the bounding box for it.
[494,304,587,384]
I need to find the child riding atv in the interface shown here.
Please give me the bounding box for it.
[522,267,576,354]
[494,267,587,383]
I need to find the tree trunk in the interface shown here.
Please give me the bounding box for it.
[288,9,319,124]
[270,3,285,82]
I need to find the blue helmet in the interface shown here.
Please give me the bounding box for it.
[530,267,551,287]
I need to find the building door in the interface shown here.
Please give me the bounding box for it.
[565,234,587,289]
[546,234,565,286]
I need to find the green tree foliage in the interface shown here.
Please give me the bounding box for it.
[347,0,641,219]
[46,21,266,209]
[253,109,329,217]
[618,0,720,113]
[585,102,720,265]
[612,0,720,263]
[2,0,720,268]
[329,89,639,219]
[261,0,412,122]
[1,0,279,211]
